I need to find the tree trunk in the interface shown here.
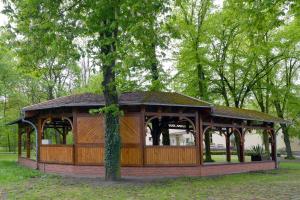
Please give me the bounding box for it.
[101,5,121,180]
[161,117,170,145]
[225,132,231,162]
[281,123,293,159]
[151,118,161,145]
[149,43,160,91]
[204,130,213,162]
[197,63,207,100]
[274,101,294,159]
[102,59,121,180]
[234,132,241,162]
[104,112,121,180]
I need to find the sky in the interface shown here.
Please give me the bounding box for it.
[0,2,7,26]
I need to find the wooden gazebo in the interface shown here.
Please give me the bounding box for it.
[10,91,286,177]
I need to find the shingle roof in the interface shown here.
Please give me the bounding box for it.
[212,106,288,124]
[22,92,212,111]
[21,92,288,124]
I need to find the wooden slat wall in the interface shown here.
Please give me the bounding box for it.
[145,147,197,165]
[77,115,104,143]
[77,146,104,165]
[76,113,142,166]
[121,147,142,165]
[77,147,142,166]
[40,145,74,164]
[120,115,141,144]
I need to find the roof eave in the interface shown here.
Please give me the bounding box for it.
[22,102,212,112]
[211,113,288,124]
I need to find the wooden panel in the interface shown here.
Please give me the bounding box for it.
[121,147,142,165]
[77,146,141,166]
[77,115,104,143]
[120,115,141,144]
[40,145,73,164]
[145,147,197,165]
[77,146,104,165]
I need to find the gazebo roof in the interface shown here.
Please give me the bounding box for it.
[21,91,287,124]
[22,91,212,112]
[212,106,288,124]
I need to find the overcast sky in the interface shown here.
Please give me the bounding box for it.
[0,2,7,26]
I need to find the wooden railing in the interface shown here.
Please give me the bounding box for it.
[40,145,74,164]
[77,145,104,165]
[40,145,197,166]
[145,146,197,165]
[77,145,142,166]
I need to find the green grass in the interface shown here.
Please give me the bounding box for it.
[1,153,300,200]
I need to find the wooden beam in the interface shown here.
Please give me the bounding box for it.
[195,111,200,165]
[26,127,30,159]
[37,117,42,162]
[18,124,21,157]
[72,108,78,165]
[199,113,204,165]
[145,112,196,117]
[203,122,273,130]
[140,106,145,166]
[240,126,245,163]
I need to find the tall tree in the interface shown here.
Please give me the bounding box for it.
[270,21,300,158]
[5,0,80,100]
[171,0,211,99]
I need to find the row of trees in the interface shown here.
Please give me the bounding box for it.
[0,0,299,180]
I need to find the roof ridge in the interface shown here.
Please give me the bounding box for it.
[177,92,213,106]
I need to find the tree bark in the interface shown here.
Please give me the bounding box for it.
[149,43,160,91]
[234,131,241,162]
[161,117,170,145]
[225,133,231,162]
[101,4,121,180]
[274,100,294,159]
[151,118,161,145]
[281,123,293,159]
[204,130,213,162]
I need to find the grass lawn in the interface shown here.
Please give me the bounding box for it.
[1,153,300,200]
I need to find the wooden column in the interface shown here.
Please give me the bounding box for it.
[140,106,146,166]
[240,130,245,163]
[225,132,231,162]
[37,117,42,162]
[195,111,200,165]
[26,127,31,159]
[18,124,22,157]
[72,108,78,165]
[199,113,204,165]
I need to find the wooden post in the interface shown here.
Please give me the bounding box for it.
[72,108,78,165]
[18,124,22,157]
[240,129,245,162]
[225,132,231,162]
[26,127,30,159]
[37,117,42,162]
[199,113,204,165]
[195,111,200,165]
[140,106,145,166]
